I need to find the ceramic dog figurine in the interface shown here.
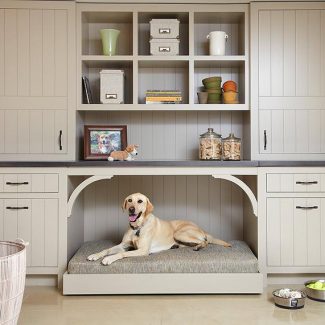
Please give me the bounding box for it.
[108,144,139,161]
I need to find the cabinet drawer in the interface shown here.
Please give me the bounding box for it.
[267,197,325,267]
[0,174,59,193]
[0,198,59,267]
[267,173,325,192]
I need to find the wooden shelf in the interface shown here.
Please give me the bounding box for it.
[82,55,133,61]
[78,103,249,111]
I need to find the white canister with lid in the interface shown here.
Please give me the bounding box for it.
[207,31,228,56]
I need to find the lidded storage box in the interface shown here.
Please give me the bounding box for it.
[199,128,222,160]
[150,19,180,39]
[150,38,180,56]
[100,70,124,104]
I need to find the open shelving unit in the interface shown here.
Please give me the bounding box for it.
[77,3,249,111]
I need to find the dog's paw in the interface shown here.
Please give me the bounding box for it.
[224,243,232,248]
[101,256,116,265]
[87,253,101,261]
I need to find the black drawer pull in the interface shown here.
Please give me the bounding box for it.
[296,206,318,210]
[296,181,318,185]
[59,130,63,151]
[264,130,267,150]
[6,182,29,185]
[6,206,29,210]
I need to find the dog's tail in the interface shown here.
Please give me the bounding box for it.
[206,233,231,247]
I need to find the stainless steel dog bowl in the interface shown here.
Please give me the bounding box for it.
[272,289,306,309]
[305,280,325,302]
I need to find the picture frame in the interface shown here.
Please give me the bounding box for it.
[84,125,127,160]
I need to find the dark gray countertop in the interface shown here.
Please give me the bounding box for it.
[0,160,325,167]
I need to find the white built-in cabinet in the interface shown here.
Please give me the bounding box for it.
[251,2,325,160]
[0,1,76,161]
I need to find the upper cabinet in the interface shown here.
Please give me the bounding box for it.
[0,0,75,160]
[251,2,325,160]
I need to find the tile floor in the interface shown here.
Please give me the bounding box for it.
[19,286,325,325]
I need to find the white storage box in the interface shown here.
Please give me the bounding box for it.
[150,19,180,39]
[150,38,180,56]
[100,70,124,104]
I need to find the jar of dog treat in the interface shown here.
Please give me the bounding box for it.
[222,133,241,160]
[199,128,222,160]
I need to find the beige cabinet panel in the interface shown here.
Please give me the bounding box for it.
[267,197,325,267]
[0,1,75,160]
[0,109,67,155]
[0,6,69,108]
[0,198,59,267]
[251,2,325,160]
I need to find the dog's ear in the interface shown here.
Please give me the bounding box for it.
[122,198,128,211]
[125,146,132,153]
[145,198,154,216]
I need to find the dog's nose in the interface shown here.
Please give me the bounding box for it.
[129,207,135,214]
[135,152,138,155]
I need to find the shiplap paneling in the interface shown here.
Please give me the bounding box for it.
[84,111,244,160]
[259,9,325,98]
[0,109,67,154]
[83,176,244,243]
[0,8,69,105]
[259,109,325,154]
[267,197,325,267]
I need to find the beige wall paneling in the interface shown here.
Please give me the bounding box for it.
[83,176,244,243]
[0,1,75,161]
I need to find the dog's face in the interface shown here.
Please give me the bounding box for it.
[122,193,154,227]
[97,134,110,146]
[125,145,139,157]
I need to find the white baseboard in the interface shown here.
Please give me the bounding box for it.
[26,275,57,287]
[268,274,324,285]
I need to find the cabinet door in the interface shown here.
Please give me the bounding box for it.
[267,197,325,267]
[251,2,325,160]
[0,198,59,267]
[0,109,67,155]
[0,1,75,160]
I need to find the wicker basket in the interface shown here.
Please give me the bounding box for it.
[0,240,28,325]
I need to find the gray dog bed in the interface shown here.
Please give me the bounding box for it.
[68,240,258,274]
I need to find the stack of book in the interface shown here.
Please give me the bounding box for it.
[145,90,182,104]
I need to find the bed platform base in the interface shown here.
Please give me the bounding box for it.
[63,272,263,295]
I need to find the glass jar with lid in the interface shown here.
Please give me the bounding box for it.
[199,128,222,160]
[222,133,241,160]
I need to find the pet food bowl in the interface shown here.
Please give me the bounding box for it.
[305,280,325,302]
[272,289,306,309]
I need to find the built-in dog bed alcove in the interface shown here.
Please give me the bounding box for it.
[64,169,262,295]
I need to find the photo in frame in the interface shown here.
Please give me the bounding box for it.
[84,125,127,160]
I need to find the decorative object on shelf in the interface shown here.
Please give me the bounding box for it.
[145,90,182,104]
[150,19,180,56]
[197,92,208,104]
[82,76,93,104]
[202,76,222,104]
[84,125,127,160]
[222,80,237,92]
[150,38,180,56]
[222,80,239,104]
[100,29,120,56]
[222,133,241,161]
[150,19,180,39]
[199,128,222,160]
[108,144,139,161]
[207,31,228,56]
[100,70,124,104]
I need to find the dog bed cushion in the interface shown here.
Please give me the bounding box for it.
[68,240,259,274]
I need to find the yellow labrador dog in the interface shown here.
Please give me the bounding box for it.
[87,193,231,265]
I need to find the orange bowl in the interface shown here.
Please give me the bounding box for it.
[223,80,237,92]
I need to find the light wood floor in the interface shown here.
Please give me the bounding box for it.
[19,286,325,325]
